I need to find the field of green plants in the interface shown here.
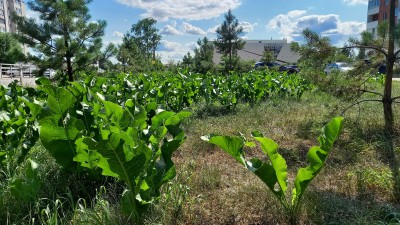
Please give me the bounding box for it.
[0,70,321,224]
[1,69,400,224]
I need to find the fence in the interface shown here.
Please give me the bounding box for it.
[0,63,37,86]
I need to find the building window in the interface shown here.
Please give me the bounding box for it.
[385,0,389,5]
[368,0,380,9]
[383,12,387,20]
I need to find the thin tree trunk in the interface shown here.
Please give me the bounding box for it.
[66,55,73,82]
[383,0,396,135]
[63,24,73,82]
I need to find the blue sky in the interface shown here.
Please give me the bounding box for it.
[28,0,369,63]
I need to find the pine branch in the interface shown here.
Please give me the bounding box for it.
[342,99,383,115]
[342,45,388,58]
[395,49,400,57]
[358,89,384,97]
[392,96,400,101]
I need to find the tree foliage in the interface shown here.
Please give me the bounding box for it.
[193,37,214,73]
[127,18,161,61]
[117,18,162,72]
[260,49,275,63]
[0,33,25,64]
[290,28,335,70]
[214,10,245,73]
[13,0,106,82]
[181,52,194,70]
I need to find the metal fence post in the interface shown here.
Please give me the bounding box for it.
[19,65,23,85]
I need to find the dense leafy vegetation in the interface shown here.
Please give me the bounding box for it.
[0,70,311,223]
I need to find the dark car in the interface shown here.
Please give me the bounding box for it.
[254,61,280,69]
[279,65,300,74]
[364,60,386,74]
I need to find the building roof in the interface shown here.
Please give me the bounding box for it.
[212,39,300,64]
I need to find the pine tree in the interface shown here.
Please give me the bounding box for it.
[214,10,245,73]
[0,32,25,63]
[128,18,161,62]
[13,0,106,82]
[193,37,214,73]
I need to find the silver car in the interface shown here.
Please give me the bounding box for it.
[324,62,354,74]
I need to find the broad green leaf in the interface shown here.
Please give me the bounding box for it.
[74,138,117,177]
[35,77,51,85]
[254,137,288,194]
[46,88,76,118]
[293,117,343,205]
[318,117,344,151]
[246,158,282,197]
[10,159,41,202]
[96,133,150,191]
[207,135,246,165]
[40,117,84,168]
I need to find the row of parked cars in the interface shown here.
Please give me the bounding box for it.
[255,60,388,75]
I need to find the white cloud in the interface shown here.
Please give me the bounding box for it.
[115,0,242,21]
[113,31,124,38]
[26,9,41,21]
[207,25,220,34]
[182,22,206,35]
[157,40,194,63]
[239,21,258,33]
[267,10,366,43]
[161,25,183,36]
[342,0,368,5]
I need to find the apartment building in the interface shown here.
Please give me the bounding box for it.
[367,0,400,36]
[0,0,26,33]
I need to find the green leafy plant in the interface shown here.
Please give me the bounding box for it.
[10,159,41,202]
[202,117,343,224]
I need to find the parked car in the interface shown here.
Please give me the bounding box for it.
[279,65,300,74]
[323,62,354,74]
[254,61,280,69]
[364,59,387,74]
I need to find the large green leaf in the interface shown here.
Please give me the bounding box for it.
[10,159,41,202]
[96,133,151,191]
[206,135,246,165]
[40,116,85,168]
[74,137,117,177]
[293,117,343,204]
[246,158,282,197]
[254,137,288,194]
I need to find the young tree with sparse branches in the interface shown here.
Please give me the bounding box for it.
[13,0,106,82]
[214,10,245,73]
[346,0,400,135]
[291,28,335,70]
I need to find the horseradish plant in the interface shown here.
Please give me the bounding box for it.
[203,117,343,224]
